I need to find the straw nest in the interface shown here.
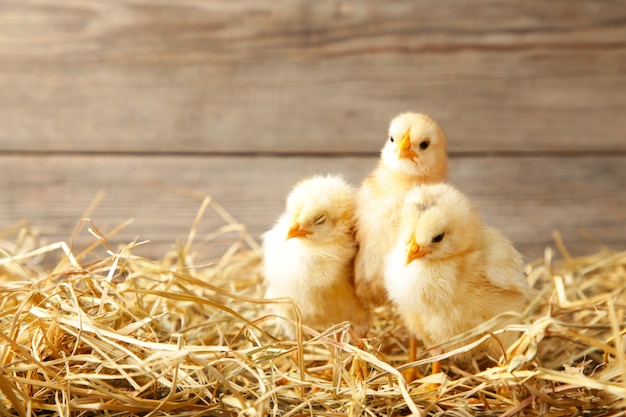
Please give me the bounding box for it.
[0,197,625,417]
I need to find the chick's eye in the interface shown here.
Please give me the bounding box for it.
[419,139,430,150]
[432,232,445,243]
[389,136,394,143]
[313,215,327,225]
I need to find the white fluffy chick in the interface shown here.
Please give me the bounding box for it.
[384,183,533,372]
[262,174,370,339]
[354,112,448,308]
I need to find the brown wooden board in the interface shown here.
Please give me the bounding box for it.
[1,1,625,153]
[1,154,624,263]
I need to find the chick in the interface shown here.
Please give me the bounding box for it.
[384,183,533,374]
[354,112,448,308]
[262,174,370,339]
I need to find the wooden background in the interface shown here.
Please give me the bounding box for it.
[1,0,625,263]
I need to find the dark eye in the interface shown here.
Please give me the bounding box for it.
[389,136,394,143]
[432,232,445,243]
[419,140,430,150]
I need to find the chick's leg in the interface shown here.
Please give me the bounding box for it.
[431,360,441,375]
[404,335,423,382]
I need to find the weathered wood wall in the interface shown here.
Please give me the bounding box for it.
[1,0,625,262]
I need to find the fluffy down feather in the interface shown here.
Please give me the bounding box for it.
[354,113,448,307]
[263,174,370,339]
[384,183,533,355]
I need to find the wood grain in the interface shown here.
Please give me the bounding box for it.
[1,0,625,153]
[1,154,624,263]
[1,2,624,269]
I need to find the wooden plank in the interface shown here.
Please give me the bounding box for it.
[1,0,625,153]
[1,154,624,263]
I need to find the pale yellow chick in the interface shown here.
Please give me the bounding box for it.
[384,183,533,372]
[262,174,370,339]
[354,113,448,307]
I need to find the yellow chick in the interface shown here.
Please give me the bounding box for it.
[262,174,370,339]
[354,112,448,308]
[384,183,533,373]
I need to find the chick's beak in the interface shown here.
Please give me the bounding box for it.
[286,222,313,239]
[396,128,418,160]
[405,235,426,265]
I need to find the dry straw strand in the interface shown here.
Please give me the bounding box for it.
[0,197,625,416]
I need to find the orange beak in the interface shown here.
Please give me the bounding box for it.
[396,128,418,160]
[405,235,427,265]
[286,222,313,239]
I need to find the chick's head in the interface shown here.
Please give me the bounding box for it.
[284,175,356,245]
[399,183,481,264]
[381,113,447,181]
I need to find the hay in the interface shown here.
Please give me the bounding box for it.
[0,198,625,416]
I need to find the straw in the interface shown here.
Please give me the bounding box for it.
[0,196,624,416]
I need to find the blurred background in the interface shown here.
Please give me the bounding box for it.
[1,0,624,262]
